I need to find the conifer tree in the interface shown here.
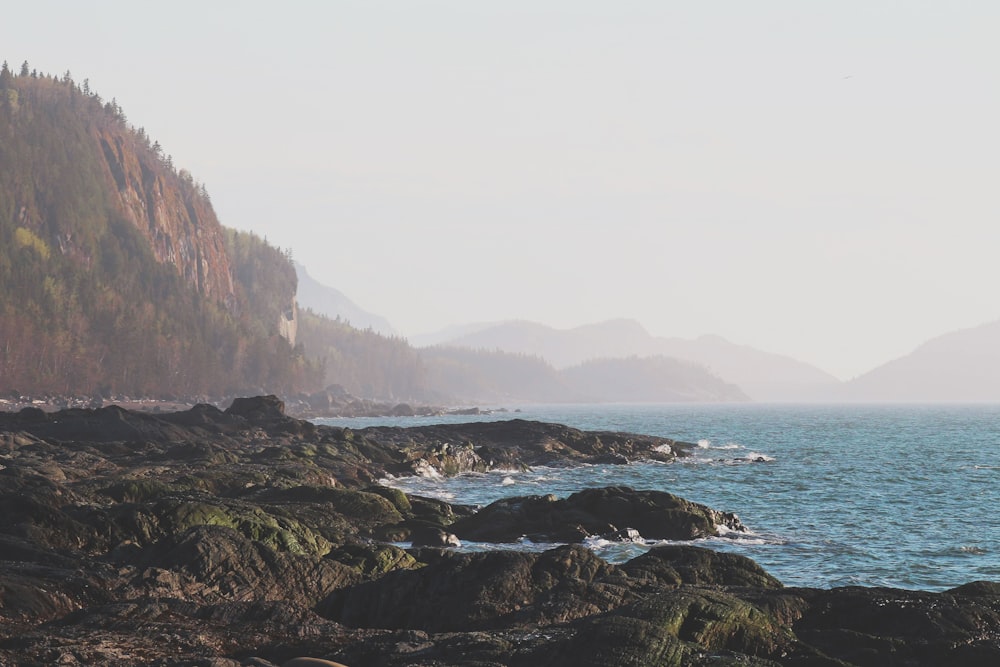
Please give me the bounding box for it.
[20,61,29,77]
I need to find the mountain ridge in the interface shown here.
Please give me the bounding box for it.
[294,262,395,335]
[430,318,841,401]
[843,318,1000,402]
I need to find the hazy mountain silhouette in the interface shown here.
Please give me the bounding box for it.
[419,346,747,404]
[844,319,1000,402]
[295,262,395,336]
[433,319,840,401]
[563,355,748,403]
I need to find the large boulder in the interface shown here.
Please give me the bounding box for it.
[225,395,286,423]
[317,545,621,632]
[129,525,360,607]
[450,486,746,543]
[622,545,783,589]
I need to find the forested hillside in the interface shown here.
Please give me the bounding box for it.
[297,309,426,400]
[0,63,319,397]
[0,61,755,407]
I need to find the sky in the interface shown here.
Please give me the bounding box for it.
[5,1,1000,380]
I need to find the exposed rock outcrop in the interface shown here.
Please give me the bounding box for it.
[2,400,1000,666]
[448,486,746,543]
[97,126,235,303]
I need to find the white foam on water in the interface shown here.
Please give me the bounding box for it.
[412,461,443,478]
[501,476,516,486]
[583,536,613,549]
[740,452,775,463]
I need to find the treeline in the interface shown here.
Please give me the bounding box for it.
[0,63,319,397]
[297,309,427,400]
[419,346,576,403]
[0,60,745,405]
[0,61,438,402]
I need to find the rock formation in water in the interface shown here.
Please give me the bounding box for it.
[2,397,1000,666]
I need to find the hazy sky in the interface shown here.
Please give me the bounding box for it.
[6,2,1000,379]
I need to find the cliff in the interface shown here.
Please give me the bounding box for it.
[0,67,317,397]
[97,127,235,303]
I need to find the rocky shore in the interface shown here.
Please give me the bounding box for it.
[2,396,1000,666]
[0,385,505,420]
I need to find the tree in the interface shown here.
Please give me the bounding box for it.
[20,61,29,78]
[0,62,12,87]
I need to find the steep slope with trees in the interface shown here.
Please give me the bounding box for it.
[0,61,765,407]
[295,262,396,336]
[0,63,318,397]
[297,309,427,400]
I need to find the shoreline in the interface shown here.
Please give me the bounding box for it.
[0,392,510,420]
[2,397,1000,665]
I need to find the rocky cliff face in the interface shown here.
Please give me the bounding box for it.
[279,298,298,346]
[97,128,235,304]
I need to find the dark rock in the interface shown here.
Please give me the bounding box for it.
[226,395,286,423]
[390,403,415,417]
[603,526,644,542]
[317,545,620,632]
[17,406,47,422]
[408,525,461,547]
[450,486,746,543]
[130,525,360,607]
[365,418,687,476]
[4,400,1000,666]
[621,545,783,589]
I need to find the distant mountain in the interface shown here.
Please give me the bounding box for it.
[438,319,840,401]
[419,347,746,404]
[563,356,748,403]
[844,319,1000,402]
[409,322,500,348]
[0,66,325,397]
[294,262,395,336]
[419,347,578,403]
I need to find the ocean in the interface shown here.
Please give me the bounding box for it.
[316,403,1000,591]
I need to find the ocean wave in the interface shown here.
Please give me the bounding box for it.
[741,452,776,462]
[694,439,743,451]
[679,452,775,466]
[958,545,987,555]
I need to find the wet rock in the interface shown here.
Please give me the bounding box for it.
[364,418,687,475]
[4,399,1000,666]
[621,545,783,589]
[226,395,287,423]
[317,545,620,632]
[408,525,460,547]
[128,525,360,607]
[602,526,643,542]
[450,486,746,543]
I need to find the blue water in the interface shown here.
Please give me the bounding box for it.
[316,404,1000,591]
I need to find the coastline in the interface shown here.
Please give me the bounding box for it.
[2,396,999,665]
